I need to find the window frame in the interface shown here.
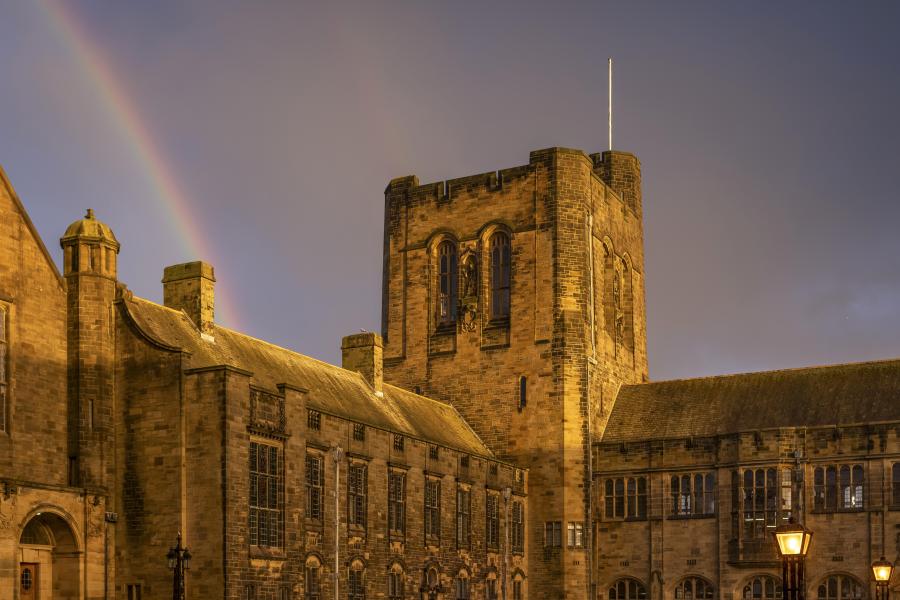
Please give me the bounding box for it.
[735,467,793,539]
[544,521,562,548]
[608,578,648,600]
[489,231,511,321]
[511,500,525,553]
[813,464,865,512]
[425,477,441,543]
[674,577,715,600]
[604,476,648,520]
[485,492,500,550]
[436,240,459,328]
[891,463,900,509]
[388,470,406,536]
[456,484,471,549]
[249,440,283,549]
[305,452,325,522]
[670,472,716,518]
[816,575,865,600]
[348,462,368,532]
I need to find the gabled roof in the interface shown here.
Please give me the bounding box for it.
[603,359,900,443]
[121,294,494,458]
[0,164,64,288]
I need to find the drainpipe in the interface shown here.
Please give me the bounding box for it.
[332,446,344,600]
[503,487,511,600]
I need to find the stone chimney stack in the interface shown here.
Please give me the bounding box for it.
[162,261,216,334]
[342,332,383,393]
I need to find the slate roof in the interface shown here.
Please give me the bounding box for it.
[121,294,494,458]
[603,360,900,443]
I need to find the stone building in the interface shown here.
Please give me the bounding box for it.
[1,139,899,600]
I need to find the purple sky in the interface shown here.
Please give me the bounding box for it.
[2,1,900,381]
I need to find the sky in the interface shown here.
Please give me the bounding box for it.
[2,1,899,381]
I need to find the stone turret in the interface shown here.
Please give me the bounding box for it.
[60,208,119,488]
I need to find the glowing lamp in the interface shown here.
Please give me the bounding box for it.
[773,518,812,557]
[872,557,894,583]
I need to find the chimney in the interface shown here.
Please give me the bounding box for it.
[162,261,216,334]
[341,332,383,393]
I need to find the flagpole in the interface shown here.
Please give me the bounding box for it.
[608,57,613,151]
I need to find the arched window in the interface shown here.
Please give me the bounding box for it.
[388,564,404,600]
[485,572,499,600]
[349,560,366,600]
[305,556,321,600]
[454,570,470,600]
[489,232,511,320]
[817,575,865,600]
[742,576,781,600]
[437,240,458,327]
[675,577,715,600]
[512,571,525,600]
[609,578,647,600]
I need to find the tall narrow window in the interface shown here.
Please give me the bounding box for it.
[455,574,470,600]
[249,441,282,548]
[567,522,584,548]
[0,305,7,432]
[305,557,321,600]
[437,240,458,327]
[518,376,526,411]
[486,577,499,600]
[349,562,365,600]
[388,471,406,535]
[486,492,500,550]
[490,232,511,320]
[306,453,324,521]
[456,485,471,548]
[388,567,404,600]
[425,478,441,541]
[348,463,367,530]
[511,500,524,552]
[544,521,561,547]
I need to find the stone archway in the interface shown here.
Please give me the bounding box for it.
[18,511,81,600]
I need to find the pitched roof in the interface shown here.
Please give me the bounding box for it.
[120,294,494,458]
[603,359,900,443]
[0,164,64,288]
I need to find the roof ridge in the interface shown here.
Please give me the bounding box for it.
[634,356,900,388]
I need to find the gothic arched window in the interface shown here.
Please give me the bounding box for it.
[388,564,404,600]
[437,240,458,327]
[304,556,321,600]
[742,576,781,600]
[349,560,366,600]
[817,576,864,600]
[454,570,470,600]
[609,578,647,600]
[489,232,511,320]
[675,577,715,600]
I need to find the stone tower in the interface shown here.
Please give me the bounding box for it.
[381,147,648,599]
[60,208,120,490]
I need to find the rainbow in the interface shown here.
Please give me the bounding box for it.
[35,0,241,329]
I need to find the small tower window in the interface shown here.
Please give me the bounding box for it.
[437,240,458,327]
[489,232,511,320]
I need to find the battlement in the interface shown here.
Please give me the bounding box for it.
[385,146,641,216]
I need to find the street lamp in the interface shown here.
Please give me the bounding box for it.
[166,532,192,600]
[773,518,812,600]
[872,557,894,600]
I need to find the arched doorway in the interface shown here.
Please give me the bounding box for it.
[18,511,81,600]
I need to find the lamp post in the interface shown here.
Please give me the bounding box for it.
[773,518,812,600]
[166,532,192,600]
[872,557,894,600]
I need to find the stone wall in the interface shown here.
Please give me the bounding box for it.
[593,424,900,600]
[382,146,647,598]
